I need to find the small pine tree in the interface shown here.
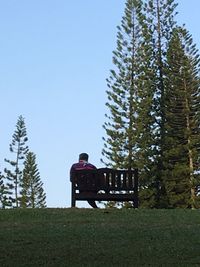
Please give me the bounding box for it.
[0,172,12,208]
[4,115,29,208]
[20,152,46,208]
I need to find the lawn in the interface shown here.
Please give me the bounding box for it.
[0,208,200,267]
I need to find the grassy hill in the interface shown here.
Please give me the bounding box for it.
[0,208,200,267]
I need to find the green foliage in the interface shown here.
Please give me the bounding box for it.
[20,152,46,208]
[102,0,200,208]
[4,115,29,208]
[0,209,200,267]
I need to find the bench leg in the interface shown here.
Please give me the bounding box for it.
[71,184,76,207]
[134,197,139,208]
[71,195,76,207]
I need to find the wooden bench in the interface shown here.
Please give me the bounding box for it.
[71,168,139,208]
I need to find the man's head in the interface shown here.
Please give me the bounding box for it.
[79,153,89,162]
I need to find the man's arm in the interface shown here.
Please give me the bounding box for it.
[70,165,75,182]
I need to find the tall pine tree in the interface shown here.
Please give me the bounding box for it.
[20,152,46,208]
[4,115,29,208]
[102,0,157,207]
[102,0,154,169]
[163,27,200,208]
[143,0,178,207]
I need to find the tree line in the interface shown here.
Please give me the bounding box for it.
[0,115,46,208]
[102,0,200,208]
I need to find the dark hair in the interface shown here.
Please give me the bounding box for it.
[79,153,89,161]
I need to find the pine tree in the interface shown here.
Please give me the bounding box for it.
[4,115,29,208]
[163,27,200,208]
[0,173,6,208]
[20,152,46,208]
[143,0,178,207]
[102,0,154,168]
[0,172,12,208]
[102,0,157,207]
[102,0,139,170]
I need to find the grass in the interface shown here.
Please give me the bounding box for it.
[0,208,200,267]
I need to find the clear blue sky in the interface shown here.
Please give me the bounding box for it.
[0,0,199,208]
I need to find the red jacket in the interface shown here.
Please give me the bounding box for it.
[70,160,96,181]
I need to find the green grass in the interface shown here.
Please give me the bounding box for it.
[0,208,200,267]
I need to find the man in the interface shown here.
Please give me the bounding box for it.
[70,153,98,208]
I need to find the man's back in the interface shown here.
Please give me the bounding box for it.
[70,161,96,181]
[71,162,96,170]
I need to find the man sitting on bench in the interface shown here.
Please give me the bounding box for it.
[70,153,98,208]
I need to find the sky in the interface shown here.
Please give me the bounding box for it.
[0,0,199,208]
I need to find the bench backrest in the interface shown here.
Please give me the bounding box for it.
[72,167,138,192]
